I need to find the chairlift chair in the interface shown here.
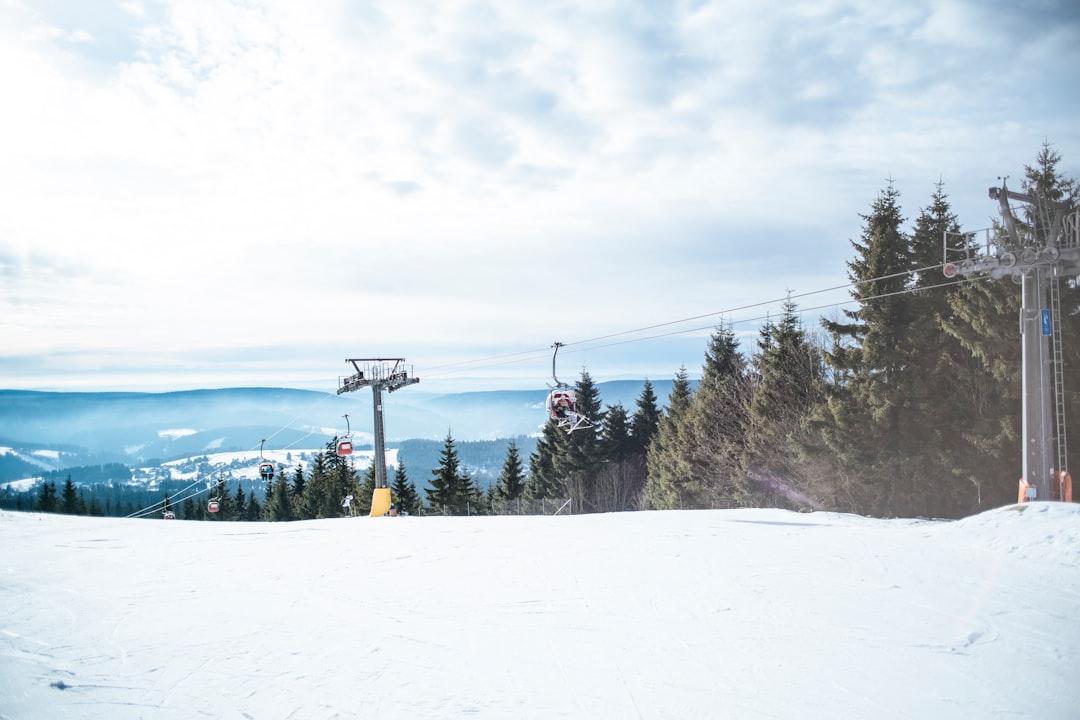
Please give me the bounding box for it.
[258,438,275,480]
[546,342,594,433]
[546,388,577,420]
[336,414,354,456]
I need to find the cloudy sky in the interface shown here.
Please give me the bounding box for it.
[1,0,1078,394]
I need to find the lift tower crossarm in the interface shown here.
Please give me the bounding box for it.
[989,183,1073,248]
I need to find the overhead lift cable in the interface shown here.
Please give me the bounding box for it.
[418,262,984,379]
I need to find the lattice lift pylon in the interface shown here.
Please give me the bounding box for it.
[337,358,420,516]
[943,182,1079,502]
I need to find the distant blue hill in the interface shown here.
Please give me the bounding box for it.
[0,381,681,481]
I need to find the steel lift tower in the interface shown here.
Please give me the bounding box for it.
[337,358,420,516]
[944,182,1080,501]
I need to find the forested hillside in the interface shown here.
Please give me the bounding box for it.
[634,144,1078,518]
[527,144,1079,520]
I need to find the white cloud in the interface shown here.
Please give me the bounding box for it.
[0,0,1077,391]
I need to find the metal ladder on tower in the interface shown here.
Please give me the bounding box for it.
[1049,271,1068,478]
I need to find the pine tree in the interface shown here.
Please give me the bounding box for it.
[60,476,85,515]
[629,379,661,457]
[234,484,246,521]
[244,490,261,521]
[391,462,421,516]
[493,440,527,506]
[36,480,57,513]
[819,182,917,514]
[301,452,334,519]
[903,181,983,516]
[290,464,308,518]
[643,366,695,509]
[600,404,633,463]
[552,369,605,512]
[525,421,565,501]
[684,324,751,507]
[742,298,827,509]
[594,402,645,511]
[425,432,475,515]
[264,473,294,521]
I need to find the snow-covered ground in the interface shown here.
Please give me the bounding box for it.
[1,503,1077,719]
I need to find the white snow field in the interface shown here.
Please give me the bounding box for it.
[1,503,1078,719]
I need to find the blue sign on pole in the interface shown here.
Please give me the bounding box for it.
[1041,309,1052,336]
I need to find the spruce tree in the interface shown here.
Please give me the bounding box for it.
[493,440,527,508]
[600,404,633,463]
[301,452,335,519]
[425,432,475,515]
[552,369,605,512]
[643,366,695,509]
[264,473,293,521]
[525,420,565,501]
[290,464,308,518]
[629,379,661,457]
[594,402,646,511]
[684,324,751,507]
[819,182,917,515]
[742,298,827,509]
[244,491,261,521]
[391,462,421,516]
[904,181,983,516]
[60,476,85,515]
[234,484,246,521]
[36,480,58,513]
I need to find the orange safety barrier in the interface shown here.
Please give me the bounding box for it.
[1018,477,1034,504]
[1054,471,1073,503]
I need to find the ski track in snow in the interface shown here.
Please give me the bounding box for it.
[1,504,1078,719]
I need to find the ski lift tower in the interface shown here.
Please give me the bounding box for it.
[943,181,1080,501]
[337,358,420,516]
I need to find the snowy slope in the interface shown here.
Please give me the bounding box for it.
[1,503,1078,719]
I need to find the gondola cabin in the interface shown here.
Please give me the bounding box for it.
[336,438,353,456]
[259,462,275,481]
[163,511,176,520]
[207,500,220,513]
